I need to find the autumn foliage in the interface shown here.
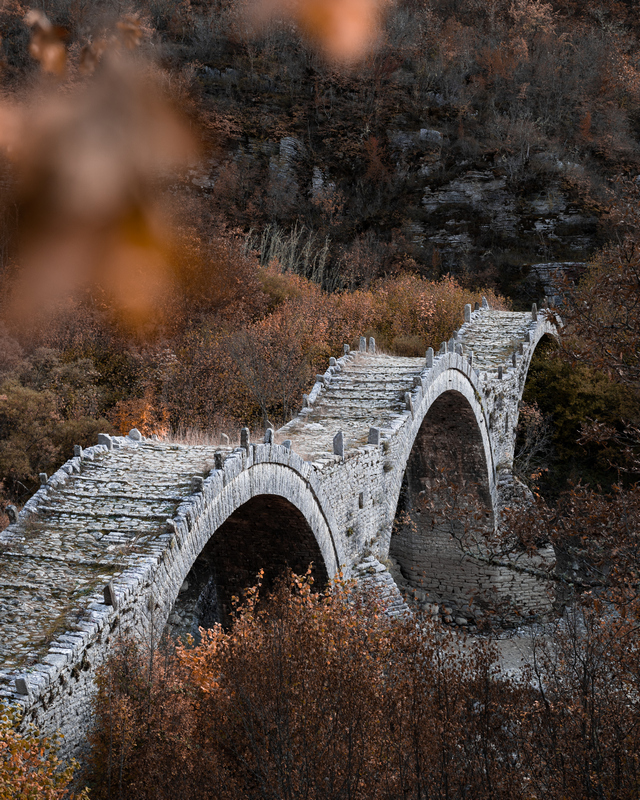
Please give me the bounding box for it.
[84,572,640,800]
[0,705,86,800]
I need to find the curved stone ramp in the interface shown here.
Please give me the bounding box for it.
[0,438,217,679]
[279,303,559,468]
[278,351,426,464]
[457,304,560,476]
[458,309,537,371]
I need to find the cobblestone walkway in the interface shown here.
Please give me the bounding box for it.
[458,310,535,371]
[279,352,425,463]
[0,442,218,675]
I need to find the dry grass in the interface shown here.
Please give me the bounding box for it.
[166,421,275,448]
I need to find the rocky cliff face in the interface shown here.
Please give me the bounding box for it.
[188,65,603,301]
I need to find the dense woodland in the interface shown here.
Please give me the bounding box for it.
[2,1,640,797]
[1,0,640,508]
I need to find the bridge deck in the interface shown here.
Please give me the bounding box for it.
[280,353,425,462]
[0,443,217,673]
[458,310,534,370]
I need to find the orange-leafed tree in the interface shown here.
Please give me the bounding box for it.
[228,298,328,425]
[0,705,87,800]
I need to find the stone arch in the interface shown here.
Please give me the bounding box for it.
[393,359,497,506]
[169,494,329,634]
[521,330,559,376]
[510,326,562,481]
[161,461,340,637]
[388,373,495,611]
[514,323,562,431]
[516,320,561,396]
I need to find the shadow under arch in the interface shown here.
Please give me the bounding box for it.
[498,329,562,466]
[519,328,560,387]
[389,388,495,613]
[168,493,329,636]
[515,329,578,500]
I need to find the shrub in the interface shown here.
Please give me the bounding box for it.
[369,273,507,352]
[86,574,528,800]
[86,569,640,800]
[0,704,86,800]
[522,342,640,492]
[0,381,111,501]
[108,392,169,437]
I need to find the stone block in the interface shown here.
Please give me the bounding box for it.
[240,427,250,451]
[404,392,414,417]
[103,582,118,609]
[97,433,112,450]
[426,347,434,368]
[15,677,31,697]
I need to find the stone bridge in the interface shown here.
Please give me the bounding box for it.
[0,300,559,754]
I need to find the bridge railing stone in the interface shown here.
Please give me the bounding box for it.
[426,346,434,368]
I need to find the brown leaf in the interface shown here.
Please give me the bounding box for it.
[24,10,67,75]
[116,16,143,50]
[79,39,108,76]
